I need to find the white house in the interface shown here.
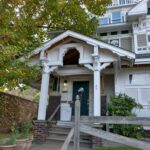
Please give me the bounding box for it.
[97,0,150,129]
[31,0,150,132]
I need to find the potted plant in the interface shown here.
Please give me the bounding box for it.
[15,122,33,150]
[0,135,16,150]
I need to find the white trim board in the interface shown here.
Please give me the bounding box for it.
[29,30,135,60]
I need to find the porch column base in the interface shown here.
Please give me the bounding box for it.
[33,120,48,143]
[92,136,102,150]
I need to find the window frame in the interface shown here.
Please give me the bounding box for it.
[100,17,109,25]
[111,11,122,24]
[110,39,120,47]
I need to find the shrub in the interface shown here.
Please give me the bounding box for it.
[108,94,144,139]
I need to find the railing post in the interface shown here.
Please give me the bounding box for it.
[74,95,80,150]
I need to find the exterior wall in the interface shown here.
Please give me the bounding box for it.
[103,74,115,104]
[97,0,150,63]
[115,67,150,129]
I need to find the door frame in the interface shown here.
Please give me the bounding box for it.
[72,80,90,116]
[69,76,93,116]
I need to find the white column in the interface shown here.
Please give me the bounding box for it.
[37,62,58,120]
[38,72,50,120]
[93,69,101,116]
[84,61,111,117]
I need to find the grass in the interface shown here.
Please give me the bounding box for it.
[95,147,140,150]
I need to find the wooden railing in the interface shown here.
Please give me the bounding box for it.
[61,128,74,150]
[60,95,150,150]
[47,104,60,123]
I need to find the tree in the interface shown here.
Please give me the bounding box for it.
[0,0,111,89]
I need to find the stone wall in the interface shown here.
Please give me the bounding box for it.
[0,92,38,131]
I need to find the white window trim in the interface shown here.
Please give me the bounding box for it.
[100,17,109,25]
[126,73,150,86]
[111,11,122,24]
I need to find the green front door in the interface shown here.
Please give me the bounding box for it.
[72,81,89,116]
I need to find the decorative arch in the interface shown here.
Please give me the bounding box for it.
[59,43,84,66]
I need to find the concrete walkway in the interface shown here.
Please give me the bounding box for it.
[31,141,92,150]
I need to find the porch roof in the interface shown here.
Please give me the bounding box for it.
[30,30,135,60]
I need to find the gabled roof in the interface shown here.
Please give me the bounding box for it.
[30,30,135,59]
[128,0,148,16]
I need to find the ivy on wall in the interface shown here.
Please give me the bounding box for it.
[0,92,38,130]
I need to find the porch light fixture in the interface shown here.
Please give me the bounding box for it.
[63,80,68,92]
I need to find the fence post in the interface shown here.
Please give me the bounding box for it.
[74,95,80,150]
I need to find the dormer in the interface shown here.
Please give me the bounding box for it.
[128,0,148,20]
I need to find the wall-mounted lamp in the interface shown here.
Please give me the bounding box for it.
[63,80,68,92]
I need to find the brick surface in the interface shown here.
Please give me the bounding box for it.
[33,120,48,143]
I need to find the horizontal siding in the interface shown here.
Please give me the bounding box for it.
[137,34,147,47]
[120,37,132,51]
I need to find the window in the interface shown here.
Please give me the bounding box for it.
[119,0,126,5]
[111,31,118,35]
[100,32,107,36]
[121,30,129,34]
[112,11,121,23]
[129,74,150,85]
[100,18,109,25]
[110,39,119,47]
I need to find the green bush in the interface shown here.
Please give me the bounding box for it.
[12,121,32,139]
[108,94,144,139]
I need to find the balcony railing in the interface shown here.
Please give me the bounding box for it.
[108,0,142,7]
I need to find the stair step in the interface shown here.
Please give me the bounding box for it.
[47,123,92,149]
[46,137,92,148]
[48,130,92,139]
[47,134,91,142]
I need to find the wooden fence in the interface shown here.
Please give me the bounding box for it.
[60,95,150,150]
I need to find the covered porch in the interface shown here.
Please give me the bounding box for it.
[32,30,135,142]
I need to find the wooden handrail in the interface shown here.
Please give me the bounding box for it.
[47,104,60,122]
[60,128,74,150]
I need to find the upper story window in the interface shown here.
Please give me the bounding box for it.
[111,11,122,23]
[100,32,107,36]
[121,30,129,34]
[100,18,109,25]
[111,31,118,35]
[110,39,119,47]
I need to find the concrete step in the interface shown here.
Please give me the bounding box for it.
[47,124,92,149]
[31,141,92,150]
[48,130,92,140]
[46,136,92,148]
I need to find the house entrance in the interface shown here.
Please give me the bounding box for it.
[72,81,89,116]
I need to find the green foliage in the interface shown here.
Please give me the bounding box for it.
[12,121,32,139]
[20,122,32,139]
[0,92,37,129]
[0,136,16,146]
[108,94,144,139]
[0,134,16,146]
[0,0,111,89]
